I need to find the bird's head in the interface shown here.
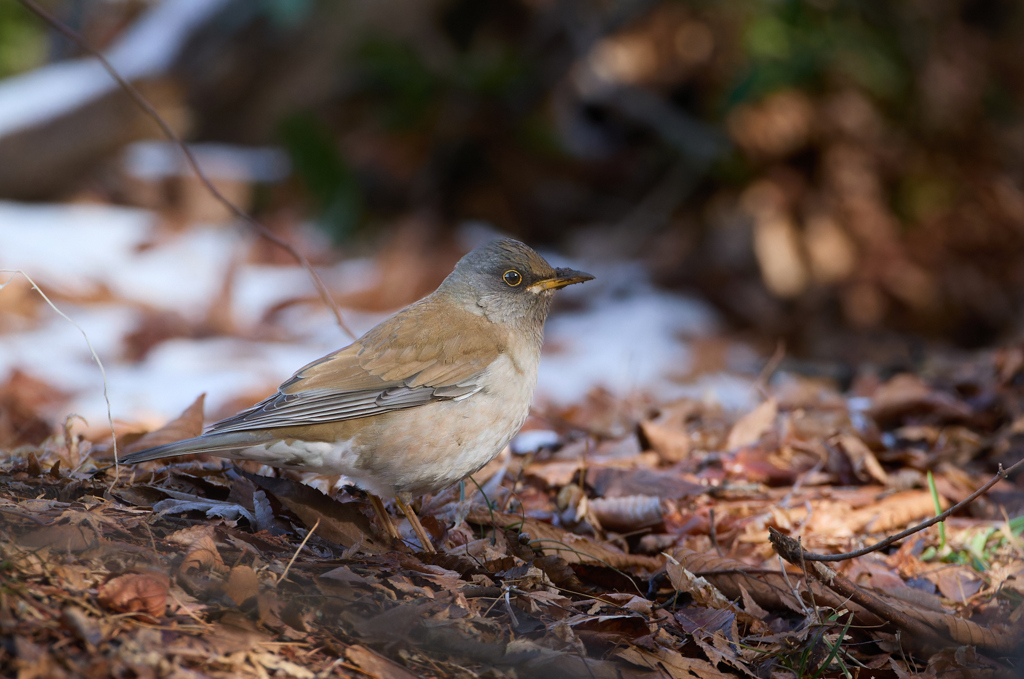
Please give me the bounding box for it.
[439,238,593,329]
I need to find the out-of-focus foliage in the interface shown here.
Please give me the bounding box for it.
[0,1,47,78]
[729,1,909,105]
[280,113,364,243]
[266,0,1024,351]
[7,0,1024,352]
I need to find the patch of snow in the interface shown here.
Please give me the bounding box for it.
[104,0,231,77]
[0,201,245,318]
[123,142,291,182]
[0,201,155,290]
[0,61,114,139]
[83,337,328,425]
[232,256,385,336]
[510,430,560,454]
[0,303,137,399]
[667,373,762,413]
[111,226,246,318]
[1,212,757,431]
[232,265,318,327]
[0,0,231,137]
[538,282,719,404]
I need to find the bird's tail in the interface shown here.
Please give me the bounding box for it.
[118,431,274,465]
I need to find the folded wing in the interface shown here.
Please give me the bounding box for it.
[207,298,504,435]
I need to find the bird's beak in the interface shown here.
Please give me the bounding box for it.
[527,267,595,293]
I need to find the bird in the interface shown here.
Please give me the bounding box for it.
[119,238,593,552]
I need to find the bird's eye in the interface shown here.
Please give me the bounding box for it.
[503,270,523,287]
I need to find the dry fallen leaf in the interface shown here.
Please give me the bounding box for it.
[617,645,737,678]
[167,524,228,573]
[640,418,691,462]
[97,572,169,618]
[867,374,973,425]
[665,560,731,609]
[122,393,206,456]
[726,398,777,451]
[844,490,947,534]
[345,644,420,679]
[837,434,888,485]
[468,509,663,570]
[588,495,663,531]
[240,470,379,552]
[932,567,983,603]
[223,565,259,606]
[0,370,66,447]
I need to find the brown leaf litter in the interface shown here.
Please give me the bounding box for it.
[1,351,1024,677]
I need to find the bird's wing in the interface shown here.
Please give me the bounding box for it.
[207,299,505,434]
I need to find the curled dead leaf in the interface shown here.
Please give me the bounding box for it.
[618,645,735,678]
[345,644,419,679]
[467,509,663,570]
[726,398,777,451]
[836,434,888,485]
[123,393,206,457]
[665,560,733,612]
[671,546,884,626]
[224,565,260,606]
[588,495,663,531]
[640,418,691,463]
[867,374,972,425]
[844,490,946,534]
[0,370,66,448]
[167,525,227,573]
[238,469,378,552]
[97,572,169,618]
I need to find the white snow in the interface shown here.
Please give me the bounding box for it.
[0,203,758,431]
[0,200,155,291]
[123,142,292,183]
[0,200,245,318]
[539,289,716,404]
[0,0,231,137]
[537,260,720,404]
[110,227,247,318]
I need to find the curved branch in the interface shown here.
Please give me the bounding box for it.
[16,0,356,341]
[772,456,1022,563]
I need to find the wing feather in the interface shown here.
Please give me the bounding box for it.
[207,297,506,434]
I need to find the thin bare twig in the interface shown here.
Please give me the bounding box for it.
[755,339,786,397]
[777,555,811,617]
[772,532,972,653]
[278,518,320,584]
[1,271,119,481]
[708,508,723,557]
[772,457,1022,563]
[16,0,355,341]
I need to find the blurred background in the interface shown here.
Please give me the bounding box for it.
[2,0,1024,439]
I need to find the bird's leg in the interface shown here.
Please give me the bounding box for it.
[394,494,436,553]
[368,493,401,541]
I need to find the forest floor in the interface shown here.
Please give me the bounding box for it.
[1,224,1023,678]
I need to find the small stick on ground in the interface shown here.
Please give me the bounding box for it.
[771,528,972,652]
[278,518,320,584]
[786,457,1022,563]
[708,508,723,557]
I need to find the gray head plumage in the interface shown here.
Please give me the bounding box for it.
[437,239,593,331]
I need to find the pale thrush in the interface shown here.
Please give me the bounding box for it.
[120,238,593,551]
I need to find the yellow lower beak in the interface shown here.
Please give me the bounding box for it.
[527,267,594,293]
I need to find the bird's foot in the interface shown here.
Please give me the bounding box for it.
[395,494,436,554]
